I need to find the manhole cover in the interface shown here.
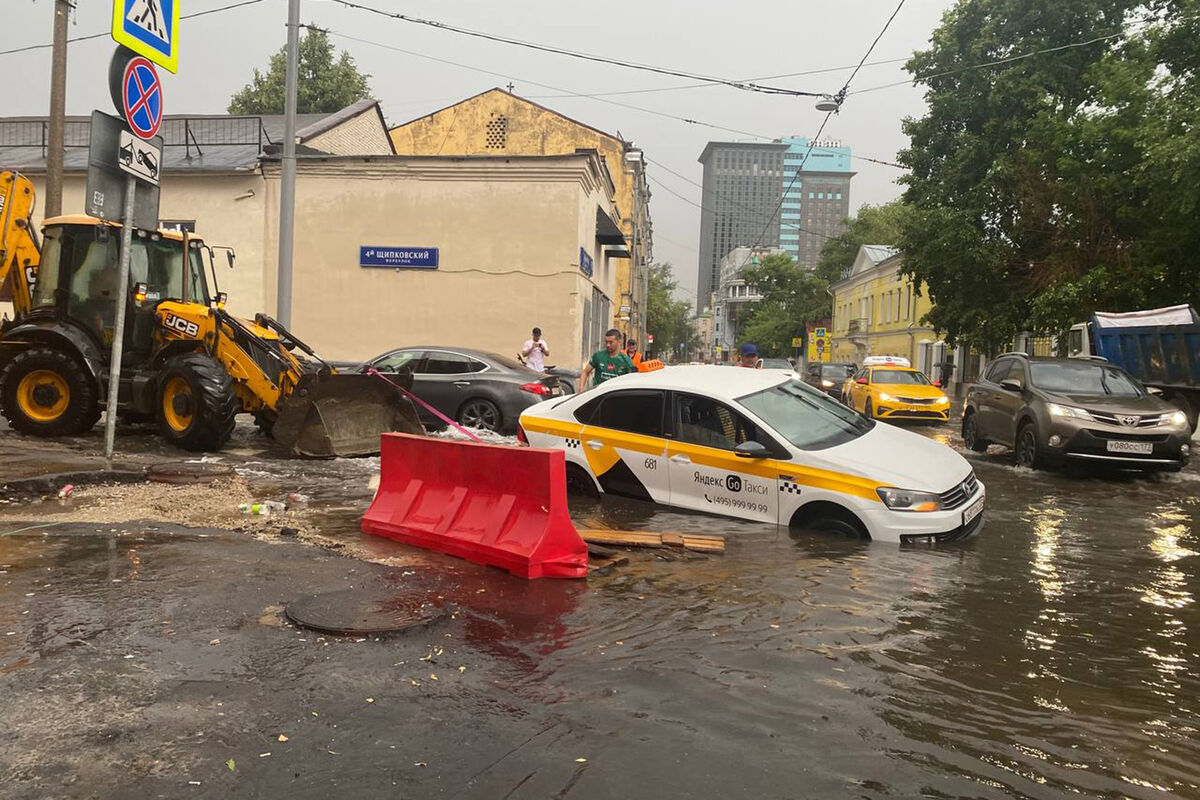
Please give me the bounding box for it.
[147,462,236,485]
[285,587,445,635]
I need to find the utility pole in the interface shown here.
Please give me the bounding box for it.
[275,0,301,327]
[45,0,71,218]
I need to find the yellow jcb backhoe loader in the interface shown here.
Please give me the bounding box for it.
[0,170,420,456]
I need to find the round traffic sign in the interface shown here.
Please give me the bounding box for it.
[122,56,164,139]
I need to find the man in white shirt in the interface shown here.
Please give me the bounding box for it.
[522,327,550,372]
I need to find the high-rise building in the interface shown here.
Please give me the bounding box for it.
[696,138,853,303]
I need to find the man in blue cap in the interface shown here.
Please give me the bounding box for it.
[737,343,762,368]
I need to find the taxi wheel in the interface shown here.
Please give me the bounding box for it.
[863,398,875,420]
[564,462,600,497]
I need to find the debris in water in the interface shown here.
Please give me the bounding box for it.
[278,734,289,742]
[239,501,285,516]
[225,759,236,771]
[575,758,588,763]
[287,493,310,505]
[279,527,300,537]
[366,697,375,703]
[209,639,220,645]
[57,484,74,499]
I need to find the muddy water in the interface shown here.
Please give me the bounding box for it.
[202,421,1200,797]
[4,421,1198,797]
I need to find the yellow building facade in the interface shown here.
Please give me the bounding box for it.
[389,89,652,345]
[829,245,937,367]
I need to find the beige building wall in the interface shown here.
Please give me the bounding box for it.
[264,154,619,364]
[389,89,651,343]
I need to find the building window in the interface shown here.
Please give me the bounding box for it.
[485,114,508,149]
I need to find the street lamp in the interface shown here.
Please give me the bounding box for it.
[815,94,841,112]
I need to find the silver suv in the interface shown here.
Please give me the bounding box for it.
[962,355,1191,471]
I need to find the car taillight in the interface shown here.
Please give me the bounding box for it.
[520,382,552,396]
[516,424,529,445]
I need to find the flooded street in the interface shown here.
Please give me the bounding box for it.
[1,421,1198,798]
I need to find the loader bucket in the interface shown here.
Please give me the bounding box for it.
[271,372,423,458]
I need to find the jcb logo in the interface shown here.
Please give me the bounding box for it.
[163,314,200,338]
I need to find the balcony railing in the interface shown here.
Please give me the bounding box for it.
[847,318,869,334]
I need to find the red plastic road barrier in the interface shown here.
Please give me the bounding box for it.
[361,433,588,579]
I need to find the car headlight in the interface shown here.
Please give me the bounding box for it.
[877,487,942,512]
[935,395,950,405]
[1166,410,1188,426]
[1047,403,1091,420]
[878,392,896,403]
[821,379,834,388]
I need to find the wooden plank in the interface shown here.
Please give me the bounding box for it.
[576,528,725,554]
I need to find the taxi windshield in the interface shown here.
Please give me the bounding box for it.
[738,378,873,450]
[873,369,929,385]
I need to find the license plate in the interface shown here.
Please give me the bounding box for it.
[1106,440,1153,454]
[962,495,984,527]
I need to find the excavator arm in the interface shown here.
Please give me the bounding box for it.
[0,171,39,319]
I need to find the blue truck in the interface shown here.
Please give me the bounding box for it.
[1068,305,1200,432]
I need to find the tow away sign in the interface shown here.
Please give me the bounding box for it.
[118,129,161,185]
[113,0,179,72]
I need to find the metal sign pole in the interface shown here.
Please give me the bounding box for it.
[103,175,137,461]
[275,0,301,328]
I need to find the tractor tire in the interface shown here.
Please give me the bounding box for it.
[156,353,237,452]
[0,346,99,437]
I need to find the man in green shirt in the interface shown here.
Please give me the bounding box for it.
[579,328,636,390]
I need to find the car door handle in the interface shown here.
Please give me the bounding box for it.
[669,454,691,464]
[586,441,604,451]
[453,381,471,387]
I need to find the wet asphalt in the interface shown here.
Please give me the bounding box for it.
[0,419,1198,799]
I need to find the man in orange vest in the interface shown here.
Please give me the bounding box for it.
[625,338,645,370]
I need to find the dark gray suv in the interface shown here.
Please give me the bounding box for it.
[962,355,1192,471]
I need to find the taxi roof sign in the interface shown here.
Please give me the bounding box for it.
[112,0,179,73]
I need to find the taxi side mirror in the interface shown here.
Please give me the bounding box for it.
[734,441,770,459]
[856,377,869,385]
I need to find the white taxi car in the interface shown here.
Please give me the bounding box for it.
[518,367,984,543]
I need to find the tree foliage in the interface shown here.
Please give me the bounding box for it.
[645,263,698,361]
[898,0,1200,353]
[814,201,910,283]
[738,253,830,356]
[228,29,372,115]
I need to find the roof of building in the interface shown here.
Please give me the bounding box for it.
[860,245,899,264]
[697,140,789,164]
[389,88,627,146]
[0,101,387,174]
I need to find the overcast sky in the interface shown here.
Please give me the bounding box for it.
[2,0,956,305]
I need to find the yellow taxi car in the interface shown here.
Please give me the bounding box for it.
[844,364,951,423]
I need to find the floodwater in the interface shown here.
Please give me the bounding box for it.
[1,421,1199,798]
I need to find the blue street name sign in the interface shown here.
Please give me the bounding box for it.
[360,247,439,269]
[579,247,594,277]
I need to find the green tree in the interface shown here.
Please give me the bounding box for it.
[738,253,830,356]
[645,263,698,361]
[228,28,372,115]
[898,0,1200,352]
[814,201,910,284]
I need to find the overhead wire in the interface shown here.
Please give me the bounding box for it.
[327,0,825,98]
[720,0,908,298]
[0,0,266,57]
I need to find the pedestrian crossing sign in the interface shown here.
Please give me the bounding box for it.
[112,0,179,73]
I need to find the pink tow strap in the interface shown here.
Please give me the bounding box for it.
[366,368,484,443]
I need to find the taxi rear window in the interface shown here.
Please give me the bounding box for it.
[575,390,664,436]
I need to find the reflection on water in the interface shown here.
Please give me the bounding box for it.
[5,423,1197,798]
